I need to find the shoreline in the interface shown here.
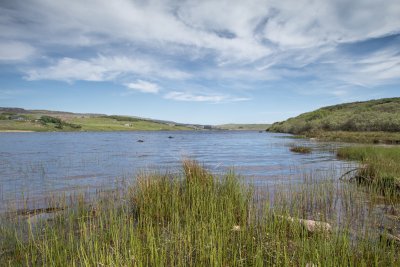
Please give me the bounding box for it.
[0,130,35,132]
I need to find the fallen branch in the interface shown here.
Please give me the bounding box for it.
[339,168,359,181]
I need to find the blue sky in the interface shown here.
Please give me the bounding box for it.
[0,0,399,124]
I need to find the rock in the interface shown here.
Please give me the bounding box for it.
[299,219,332,233]
[279,215,332,234]
[231,225,241,231]
[137,140,144,143]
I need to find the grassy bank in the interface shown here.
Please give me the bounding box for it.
[1,161,399,266]
[337,146,400,195]
[304,131,400,144]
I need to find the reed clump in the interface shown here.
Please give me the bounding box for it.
[290,146,312,154]
[1,160,399,266]
[337,146,400,195]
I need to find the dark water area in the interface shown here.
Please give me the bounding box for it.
[0,131,349,211]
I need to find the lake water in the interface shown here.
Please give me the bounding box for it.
[0,131,349,211]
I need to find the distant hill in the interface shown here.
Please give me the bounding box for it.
[216,124,270,131]
[268,97,400,134]
[0,107,207,132]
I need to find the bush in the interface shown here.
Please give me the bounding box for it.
[39,116,62,124]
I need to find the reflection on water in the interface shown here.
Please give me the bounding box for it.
[0,131,349,211]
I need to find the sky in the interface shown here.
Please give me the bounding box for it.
[0,0,399,125]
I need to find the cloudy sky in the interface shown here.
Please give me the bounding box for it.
[0,0,399,124]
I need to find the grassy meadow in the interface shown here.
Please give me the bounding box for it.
[1,161,399,266]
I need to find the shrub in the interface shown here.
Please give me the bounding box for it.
[39,115,62,124]
[290,146,312,154]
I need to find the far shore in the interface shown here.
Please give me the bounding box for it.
[0,130,35,132]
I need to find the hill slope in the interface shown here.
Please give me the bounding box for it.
[268,97,400,134]
[216,124,271,131]
[0,108,196,132]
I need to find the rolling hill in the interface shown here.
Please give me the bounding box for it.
[268,97,400,134]
[0,108,198,132]
[267,97,400,143]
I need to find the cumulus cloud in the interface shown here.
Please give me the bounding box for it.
[125,80,160,94]
[164,91,250,103]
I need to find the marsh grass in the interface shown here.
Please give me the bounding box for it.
[308,131,400,144]
[337,146,400,196]
[290,146,312,154]
[1,161,399,266]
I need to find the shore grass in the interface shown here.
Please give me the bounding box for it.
[337,146,400,195]
[306,131,400,144]
[1,161,399,266]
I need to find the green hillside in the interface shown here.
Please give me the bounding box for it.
[268,98,400,143]
[269,98,400,134]
[0,108,193,132]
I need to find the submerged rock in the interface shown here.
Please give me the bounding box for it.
[282,216,332,234]
[299,219,332,233]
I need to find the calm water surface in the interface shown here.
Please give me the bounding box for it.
[0,131,348,211]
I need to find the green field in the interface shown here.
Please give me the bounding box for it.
[0,109,193,132]
[67,116,191,131]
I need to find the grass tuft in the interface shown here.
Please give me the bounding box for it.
[290,146,312,154]
[337,146,400,195]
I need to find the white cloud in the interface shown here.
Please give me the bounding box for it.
[0,41,35,61]
[125,80,160,94]
[1,0,400,96]
[25,55,190,82]
[2,1,400,61]
[164,91,250,103]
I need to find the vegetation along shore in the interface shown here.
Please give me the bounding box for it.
[274,98,400,196]
[268,97,400,144]
[1,98,400,266]
[1,161,399,266]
